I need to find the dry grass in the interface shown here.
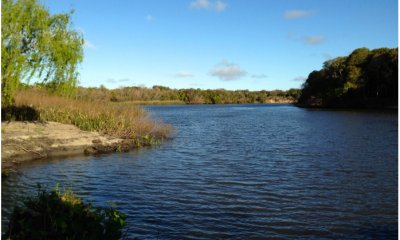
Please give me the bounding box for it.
[13,89,173,143]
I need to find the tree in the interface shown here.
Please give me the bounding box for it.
[346,47,370,66]
[1,0,84,106]
[298,47,398,108]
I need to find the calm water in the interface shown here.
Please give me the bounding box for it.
[2,104,398,239]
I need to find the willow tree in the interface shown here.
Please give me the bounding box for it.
[1,0,84,106]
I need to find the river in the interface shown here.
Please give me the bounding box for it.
[2,104,398,239]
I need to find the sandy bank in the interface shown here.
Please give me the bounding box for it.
[1,121,135,169]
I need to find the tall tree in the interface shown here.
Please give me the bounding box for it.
[298,47,398,108]
[1,0,84,106]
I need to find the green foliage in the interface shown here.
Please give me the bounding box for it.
[1,0,83,106]
[4,186,126,240]
[346,47,370,66]
[298,47,398,107]
[74,85,301,104]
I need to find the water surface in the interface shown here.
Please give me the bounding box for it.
[2,104,398,239]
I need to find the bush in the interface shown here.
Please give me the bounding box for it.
[4,186,126,240]
[1,105,40,121]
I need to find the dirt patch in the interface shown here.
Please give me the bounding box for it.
[1,121,133,170]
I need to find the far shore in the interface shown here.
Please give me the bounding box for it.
[1,121,139,171]
[125,99,296,105]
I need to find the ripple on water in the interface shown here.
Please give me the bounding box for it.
[2,105,398,239]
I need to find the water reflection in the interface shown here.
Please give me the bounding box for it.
[3,105,397,239]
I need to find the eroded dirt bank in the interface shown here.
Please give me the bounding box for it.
[2,121,136,169]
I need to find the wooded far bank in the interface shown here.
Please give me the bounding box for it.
[27,85,301,105]
[298,47,398,108]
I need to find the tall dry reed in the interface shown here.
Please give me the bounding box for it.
[14,90,172,142]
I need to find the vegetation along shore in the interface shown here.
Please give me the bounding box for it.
[1,0,397,238]
[2,89,172,171]
[297,47,398,108]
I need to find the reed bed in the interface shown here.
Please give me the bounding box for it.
[13,90,173,143]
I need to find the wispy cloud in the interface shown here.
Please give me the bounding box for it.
[191,0,210,9]
[174,71,194,78]
[84,39,96,49]
[214,1,227,11]
[107,78,130,83]
[190,82,204,87]
[303,35,325,45]
[210,61,247,81]
[292,76,306,82]
[287,31,326,46]
[146,14,154,21]
[190,0,227,11]
[284,10,314,20]
[251,74,268,79]
[322,53,333,60]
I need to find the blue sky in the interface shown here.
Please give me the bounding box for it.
[43,0,398,90]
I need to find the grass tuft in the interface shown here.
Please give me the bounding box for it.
[12,89,173,144]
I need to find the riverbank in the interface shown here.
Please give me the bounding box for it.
[295,100,398,109]
[72,86,301,104]
[1,89,172,172]
[1,121,139,170]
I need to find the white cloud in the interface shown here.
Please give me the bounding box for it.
[210,61,247,81]
[287,31,326,46]
[190,0,227,11]
[174,71,194,78]
[292,76,306,82]
[303,35,325,45]
[191,0,210,9]
[146,14,154,21]
[107,78,130,83]
[284,10,314,20]
[323,53,333,60]
[251,74,268,79]
[84,39,96,49]
[214,1,227,11]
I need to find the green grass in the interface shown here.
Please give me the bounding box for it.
[4,185,126,239]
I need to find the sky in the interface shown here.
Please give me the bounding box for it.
[43,0,398,90]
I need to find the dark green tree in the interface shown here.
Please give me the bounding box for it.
[298,47,398,108]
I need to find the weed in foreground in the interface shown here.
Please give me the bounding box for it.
[4,185,126,240]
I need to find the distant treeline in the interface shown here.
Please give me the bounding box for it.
[298,47,398,108]
[70,86,301,104]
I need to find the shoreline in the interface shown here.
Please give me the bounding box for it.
[295,102,398,110]
[1,121,138,171]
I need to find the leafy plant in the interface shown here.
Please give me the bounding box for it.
[2,0,84,106]
[4,186,126,240]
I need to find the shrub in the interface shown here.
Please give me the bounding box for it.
[1,105,40,121]
[4,186,126,240]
